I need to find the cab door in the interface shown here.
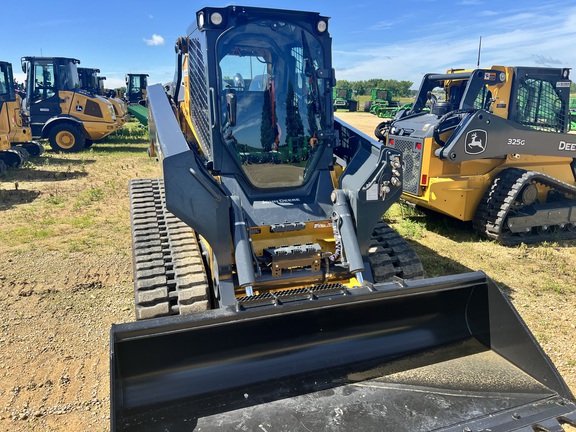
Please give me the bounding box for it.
[27,61,63,137]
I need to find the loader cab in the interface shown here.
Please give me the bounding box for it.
[125,73,148,105]
[403,67,570,134]
[507,66,571,133]
[0,62,16,106]
[20,56,80,137]
[0,62,16,150]
[408,70,495,118]
[97,77,109,96]
[78,67,100,94]
[201,5,333,190]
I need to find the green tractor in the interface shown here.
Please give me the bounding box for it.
[332,87,357,111]
[364,88,407,118]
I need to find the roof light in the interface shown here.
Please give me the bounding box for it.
[317,20,327,33]
[198,12,205,28]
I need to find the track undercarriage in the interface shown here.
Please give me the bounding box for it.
[474,167,576,245]
[130,178,424,319]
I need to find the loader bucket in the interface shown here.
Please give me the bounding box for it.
[111,271,576,431]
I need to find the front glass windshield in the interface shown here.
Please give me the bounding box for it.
[129,75,143,94]
[32,62,56,101]
[57,60,79,91]
[217,20,326,188]
[98,77,106,94]
[79,69,98,92]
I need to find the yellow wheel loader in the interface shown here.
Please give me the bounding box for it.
[20,57,119,152]
[77,67,130,127]
[0,61,43,175]
[110,6,576,431]
[381,66,576,245]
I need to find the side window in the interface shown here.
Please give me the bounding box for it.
[33,64,56,102]
[473,85,492,111]
[0,68,7,96]
[516,78,565,132]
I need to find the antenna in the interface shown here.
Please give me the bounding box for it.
[477,36,482,68]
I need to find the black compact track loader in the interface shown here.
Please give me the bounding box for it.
[110,6,576,431]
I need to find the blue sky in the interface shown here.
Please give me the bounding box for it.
[4,0,576,90]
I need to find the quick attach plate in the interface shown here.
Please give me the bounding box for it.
[264,243,322,277]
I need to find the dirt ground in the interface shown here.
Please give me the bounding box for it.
[0,114,575,431]
[0,139,158,431]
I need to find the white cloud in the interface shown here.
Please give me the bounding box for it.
[333,5,576,87]
[143,34,165,46]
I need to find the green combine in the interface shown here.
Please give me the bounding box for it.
[364,88,407,118]
[332,87,357,111]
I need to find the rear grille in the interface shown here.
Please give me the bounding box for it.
[84,99,103,118]
[188,37,211,157]
[391,137,422,195]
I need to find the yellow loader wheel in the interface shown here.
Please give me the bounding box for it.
[48,124,86,153]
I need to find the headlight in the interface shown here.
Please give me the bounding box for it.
[210,12,223,26]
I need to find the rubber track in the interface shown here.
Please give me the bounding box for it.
[130,178,209,320]
[473,168,576,246]
[368,220,425,282]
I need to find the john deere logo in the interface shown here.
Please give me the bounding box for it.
[465,129,487,154]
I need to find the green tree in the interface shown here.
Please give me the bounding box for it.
[335,78,414,97]
[261,88,275,152]
[285,80,304,145]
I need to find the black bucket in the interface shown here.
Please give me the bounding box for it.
[111,271,576,431]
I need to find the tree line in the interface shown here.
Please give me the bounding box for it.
[337,79,576,98]
[335,79,415,97]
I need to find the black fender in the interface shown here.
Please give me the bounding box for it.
[41,115,85,139]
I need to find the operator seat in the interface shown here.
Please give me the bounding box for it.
[248,74,270,91]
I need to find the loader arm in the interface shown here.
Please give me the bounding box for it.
[436,109,576,162]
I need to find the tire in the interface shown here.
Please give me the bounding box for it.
[48,124,86,153]
[0,147,28,168]
[374,121,391,142]
[348,100,358,112]
[364,101,372,112]
[84,139,94,149]
[20,141,44,157]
